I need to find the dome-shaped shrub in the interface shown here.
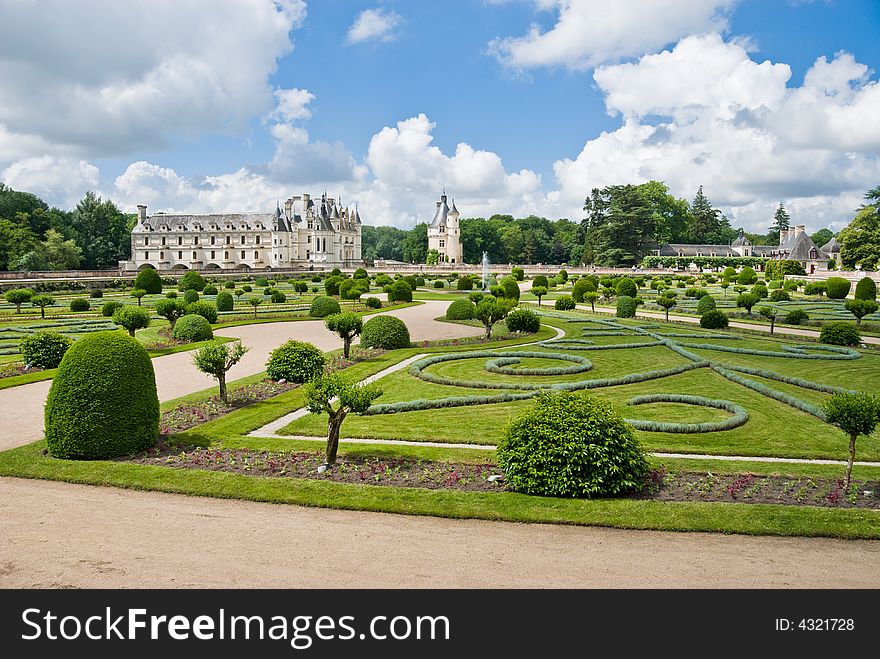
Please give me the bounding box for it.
[696,295,716,314]
[178,270,206,292]
[361,315,410,349]
[101,300,123,317]
[271,289,287,303]
[500,276,521,302]
[820,322,860,346]
[825,277,851,300]
[254,277,270,287]
[185,301,218,324]
[770,289,790,302]
[45,331,158,459]
[433,279,445,288]
[446,299,476,320]
[572,278,596,302]
[615,277,638,297]
[700,309,729,329]
[183,289,199,304]
[505,309,540,334]
[90,289,104,299]
[202,285,218,296]
[20,331,72,368]
[555,295,575,311]
[498,392,649,497]
[364,297,381,309]
[266,340,325,382]
[785,309,809,325]
[531,275,549,288]
[386,280,413,303]
[855,276,877,301]
[215,291,234,312]
[310,296,341,317]
[616,295,638,318]
[134,268,163,294]
[172,314,213,342]
[69,298,90,312]
[456,276,474,291]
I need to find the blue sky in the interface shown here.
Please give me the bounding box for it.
[1,0,878,233]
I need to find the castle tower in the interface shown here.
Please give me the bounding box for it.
[427,189,463,264]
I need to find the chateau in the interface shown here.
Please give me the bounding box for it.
[124,193,362,271]
[427,190,463,264]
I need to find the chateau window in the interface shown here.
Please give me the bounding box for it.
[255,235,260,245]
[210,224,217,230]
[161,237,166,246]
[210,236,215,245]
[210,251,215,260]
[254,251,259,259]
[193,236,199,245]
[809,248,818,259]
[145,252,149,260]
[144,237,149,246]
[711,252,717,257]
[178,236,183,246]
[160,252,164,260]
[678,252,684,257]
[240,251,245,260]
[224,251,229,260]
[226,236,231,245]
[225,225,231,231]
[192,251,197,260]
[178,251,182,259]
[240,236,245,245]
[439,240,445,248]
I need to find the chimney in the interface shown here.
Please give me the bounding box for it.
[794,224,805,237]
[302,193,310,204]
[284,197,294,218]
[436,201,441,209]
[779,228,789,245]
[137,204,147,223]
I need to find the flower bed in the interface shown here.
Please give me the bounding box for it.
[0,362,44,379]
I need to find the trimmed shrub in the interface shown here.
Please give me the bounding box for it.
[178,270,206,292]
[386,280,413,303]
[339,278,363,300]
[770,289,790,302]
[433,279,445,288]
[511,267,524,281]
[69,298,90,312]
[499,275,521,302]
[456,276,474,291]
[361,315,410,349]
[44,332,158,459]
[182,289,199,305]
[505,309,541,334]
[270,289,287,304]
[353,268,369,279]
[532,275,549,288]
[700,309,729,329]
[185,301,218,324]
[216,291,234,312]
[784,309,809,325]
[616,295,638,318]
[375,274,393,287]
[266,340,326,383]
[572,278,596,302]
[324,276,344,296]
[309,296,341,317]
[751,284,768,299]
[112,305,150,337]
[134,268,163,294]
[20,331,72,368]
[825,277,851,300]
[242,284,253,293]
[202,285,218,296]
[172,314,213,342]
[101,300,124,317]
[555,295,575,311]
[819,322,861,346]
[784,280,800,292]
[498,392,648,497]
[446,299,476,320]
[364,297,381,309]
[90,289,104,299]
[804,282,825,296]
[736,266,758,285]
[696,295,716,314]
[224,281,235,289]
[615,277,637,297]
[165,291,178,299]
[855,276,877,301]
[768,280,783,289]
[722,266,737,280]
[254,277,270,287]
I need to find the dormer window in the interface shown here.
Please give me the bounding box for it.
[177,224,184,231]
[225,224,232,231]
[809,248,818,259]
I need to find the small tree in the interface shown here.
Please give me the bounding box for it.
[823,392,880,492]
[305,373,382,466]
[656,295,677,321]
[248,296,263,318]
[325,312,363,358]
[192,340,249,404]
[531,285,547,306]
[758,306,779,334]
[720,281,729,297]
[131,288,147,306]
[113,305,150,337]
[474,300,511,339]
[736,292,760,316]
[154,298,188,329]
[584,291,599,312]
[4,288,33,313]
[31,294,55,318]
[844,299,878,325]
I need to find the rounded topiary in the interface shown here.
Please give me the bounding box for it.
[696,294,716,314]
[819,322,861,346]
[498,392,649,497]
[572,278,596,302]
[20,331,72,368]
[216,291,234,312]
[616,295,638,318]
[224,280,236,289]
[309,296,341,317]
[271,289,287,304]
[825,277,851,300]
[511,267,524,281]
[770,289,790,302]
[361,315,411,350]
[172,314,214,342]
[386,280,413,303]
[784,309,809,325]
[555,295,575,311]
[165,291,178,299]
[855,276,877,301]
[700,309,729,329]
[456,276,474,291]
[101,300,123,317]
[178,270,206,292]
[804,282,825,296]
[254,277,269,287]
[499,276,521,302]
[69,298,90,312]
[183,289,200,304]
[751,284,768,299]
[185,301,218,324]
[532,275,549,288]
[736,267,758,285]
[364,297,381,309]
[505,309,540,334]
[90,289,104,299]
[433,279,445,288]
[266,340,325,383]
[202,285,218,296]
[615,277,637,297]
[446,299,476,320]
[44,331,158,459]
[339,279,363,300]
[134,268,163,294]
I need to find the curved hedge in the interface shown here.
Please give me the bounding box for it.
[172,314,213,342]
[44,331,158,459]
[266,340,325,383]
[360,315,410,349]
[624,394,748,433]
[309,296,341,317]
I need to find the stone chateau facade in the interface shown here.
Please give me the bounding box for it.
[124,193,362,271]
[427,190,463,264]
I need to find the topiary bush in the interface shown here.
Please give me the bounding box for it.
[785,309,809,325]
[499,276,520,302]
[820,321,861,346]
[271,289,287,304]
[266,340,325,383]
[696,295,716,314]
[361,315,411,349]
[309,296,341,317]
[615,277,637,297]
[20,331,72,368]
[804,282,825,296]
[216,291,234,312]
[90,289,104,299]
[511,267,524,281]
[433,279,445,288]
[554,295,575,311]
[532,275,549,288]
[202,285,218,296]
[446,299,476,320]
[456,276,474,291]
[172,314,213,342]
[751,284,768,299]
[825,277,851,300]
[134,268,163,294]
[364,297,381,309]
[113,305,151,337]
[736,266,758,285]
[69,298,90,312]
[386,280,413,303]
[185,301,218,324]
[572,278,596,302]
[178,270,207,292]
[855,276,877,301]
[183,289,199,304]
[44,331,159,459]
[254,277,269,287]
[769,289,790,302]
[505,309,540,334]
[616,295,638,318]
[497,392,649,497]
[700,309,729,329]
[101,300,123,317]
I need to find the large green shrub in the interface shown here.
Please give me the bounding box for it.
[101,300,124,317]
[498,392,648,497]
[751,284,768,299]
[819,322,861,346]
[532,275,549,288]
[770,289,790,302]
[183,289,199,304]
[511,267,524,281]
[499,276,521,302]
[804,282,825,296]
[571,278,596,302]
[364,297,381,309]
[254,277,270,287]
[505,309,540,334]
[266,340,326,383]
[44,332,158,459]
[90,289,104,298]
[113,305,151,337]
[20,331,72,368]
[386,280,413,303]
[339,278,364,300]
[615,277,637,297]
[456,276,474,291]
[696,295,716,314]
[69,298,90,312]
[186,301,218,324]
[700,309,729,329]
[172,314,213,342]
[736,266,758,285]
[554,295,575,311]
[134,269,163,294]
[324,276,344,297]
[361,315,411,349]
[309,296,341,317]
[616,295,638,318]
[178,271,207,292]
[825,277,851,299]
[215,291,234,312]
[784,309,809,325]
[433,279,445,288]
[202,285,218,296]
[270,289,287,304]
[854,276,877,301]
[446,299,476,320]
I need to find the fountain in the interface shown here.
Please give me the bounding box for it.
[481,251,490,292]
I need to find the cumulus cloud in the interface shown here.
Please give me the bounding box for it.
[1,157,100,208]
[489,0,736,71]
[346,8,403,44]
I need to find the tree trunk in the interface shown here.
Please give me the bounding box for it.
[485,323,492,339]
[128,328,136,338]
[254,306,258,319]
[770,318,775,335]
[665,309,669,322]
[218,373,228,404]
[343,336,351,358]
[590,301,595,312]
[844,433,857,492]
[537,297,541,306]
[137,298,141,306]
[326,410,346,465]
[40,306,45,318]
[15,303,21,314]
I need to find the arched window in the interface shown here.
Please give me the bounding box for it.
[224,251,229,260]
[192,251,197,260]
[254,251,259,259]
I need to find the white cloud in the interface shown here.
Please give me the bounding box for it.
[488,0,737,71]
[268,88,316,123]
[346,8,403,44]
[1,157,100,208]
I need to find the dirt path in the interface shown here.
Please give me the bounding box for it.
[0,300,480,451]
[1,478,877,588]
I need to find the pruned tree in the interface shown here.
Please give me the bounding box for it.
[192,340,248,404]
[248,296,263,319]
[325,312,363,358]
[4,288,33,314]
[474,300,512,339]
[823,392,880,492]
[758,306,779,334]
[131,288,147,306]
[154,298,188,329]
[530,285,547,306]
[584,291,599,313]
[844,299,878,325]
[31,294,54,318]
[656,295,677,322]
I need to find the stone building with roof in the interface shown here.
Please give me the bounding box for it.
[124,192,362,271]
[427,189,463,264]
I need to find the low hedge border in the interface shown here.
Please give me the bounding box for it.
[677,341,861,360]
[485,353,592,376]
[624,393,749,434]
[712,366,826,420]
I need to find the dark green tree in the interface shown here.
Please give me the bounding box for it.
[767,202,791,244]
[69,191,132,269]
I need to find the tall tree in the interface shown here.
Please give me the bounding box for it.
[768,202,791,244]
[361,225,406,261]
[0,219,39,270]
[838,194,880,270]
[70,191,132,269]
[685,186,734,244]
[401,222,428,264]
[639,180,690,244]
[581,184,656,266]
[811,228,834,248]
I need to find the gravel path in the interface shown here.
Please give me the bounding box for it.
[2,478,877,588]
